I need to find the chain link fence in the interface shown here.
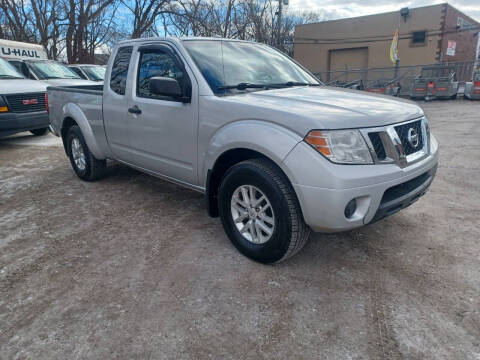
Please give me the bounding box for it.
[313,61,476,96]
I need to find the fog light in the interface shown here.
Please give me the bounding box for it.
[344,199,357,219]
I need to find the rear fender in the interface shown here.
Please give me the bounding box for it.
[61,102,105,159]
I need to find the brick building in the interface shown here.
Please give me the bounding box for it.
[294,3,480,74]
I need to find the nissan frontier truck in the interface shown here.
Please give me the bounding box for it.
[47,38,439,263]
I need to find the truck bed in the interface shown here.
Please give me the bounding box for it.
[47,84,104,95]
[47,84,104,139]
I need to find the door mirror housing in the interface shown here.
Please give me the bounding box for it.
[149,77,190,102]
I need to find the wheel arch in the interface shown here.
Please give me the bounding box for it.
[60,103,106,159]
[203,121,303,217]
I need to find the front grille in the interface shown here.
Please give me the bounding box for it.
[5,92,46,113]
[394,120,423,156]
[368,132,387,160]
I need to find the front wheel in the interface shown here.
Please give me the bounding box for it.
[218,158,310,263]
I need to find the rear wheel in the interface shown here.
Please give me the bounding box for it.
[218,158,310,263]
[66,125,106,181]
[30,128,48,136]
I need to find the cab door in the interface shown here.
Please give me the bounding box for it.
[126,44,198,185]
[103,46,135,162]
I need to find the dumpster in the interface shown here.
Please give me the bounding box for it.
[464,72,480,100]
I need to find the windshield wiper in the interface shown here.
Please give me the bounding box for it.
[272,81,320,87]
[217,81,320,91]
[0,75,24,79]
[217,83,271,90]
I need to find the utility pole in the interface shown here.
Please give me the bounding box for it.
[277,0,283,49]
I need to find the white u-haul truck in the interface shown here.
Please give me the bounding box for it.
[0,39,94,86]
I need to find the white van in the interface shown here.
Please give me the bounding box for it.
[1,39,95,86]
[0,57,50,137]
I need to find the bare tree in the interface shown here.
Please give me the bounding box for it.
[0,0,323,62]
[64,0,117,63]
[0,0,36,42]
[121,0,170,38]
[30,0,63,59]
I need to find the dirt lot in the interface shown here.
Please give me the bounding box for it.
[1,100,479,359]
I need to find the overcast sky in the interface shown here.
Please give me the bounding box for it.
[287,0,480,23]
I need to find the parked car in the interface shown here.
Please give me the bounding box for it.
[5,58,96,86]
[410,65,458,100]
[68,64,106,82]
[464,71,480,100]
[0,57,49,137]
[47,38,439,263]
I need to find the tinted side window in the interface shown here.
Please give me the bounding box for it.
[137,50,185,100]
[110,46,132,95]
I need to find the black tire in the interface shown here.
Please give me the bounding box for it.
[218,158,310,264]
[66,125,106,181]
[30,128,48,136]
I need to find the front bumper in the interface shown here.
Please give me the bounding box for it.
[0,111,49,137]
[282,134,439,232]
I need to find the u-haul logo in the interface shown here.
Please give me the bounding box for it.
[1,47,42,58]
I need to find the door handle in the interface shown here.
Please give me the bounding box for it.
[128,105,142,115]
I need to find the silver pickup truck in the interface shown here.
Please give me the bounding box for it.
[48,37,439,263]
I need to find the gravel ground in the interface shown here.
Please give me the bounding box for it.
[0,100,479,360]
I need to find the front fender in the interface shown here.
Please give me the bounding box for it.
[201,120,303,186]
[61,103,105,159]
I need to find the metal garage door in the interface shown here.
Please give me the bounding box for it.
[329,47,368,81]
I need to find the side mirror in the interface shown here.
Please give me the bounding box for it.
[149,77,189,102]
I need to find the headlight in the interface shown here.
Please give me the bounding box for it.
[305,129,373,164]
[0,96,8,113]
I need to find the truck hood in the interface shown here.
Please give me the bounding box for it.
[219,86,424,132]
[40,78,97,86]
[0,79,48,94]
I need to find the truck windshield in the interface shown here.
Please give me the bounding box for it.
[183,40,320,95]
[28,61,81,80]
[81,66,106,81]
[0,57,24,79]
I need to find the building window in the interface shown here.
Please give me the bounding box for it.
[412,31,426,45]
